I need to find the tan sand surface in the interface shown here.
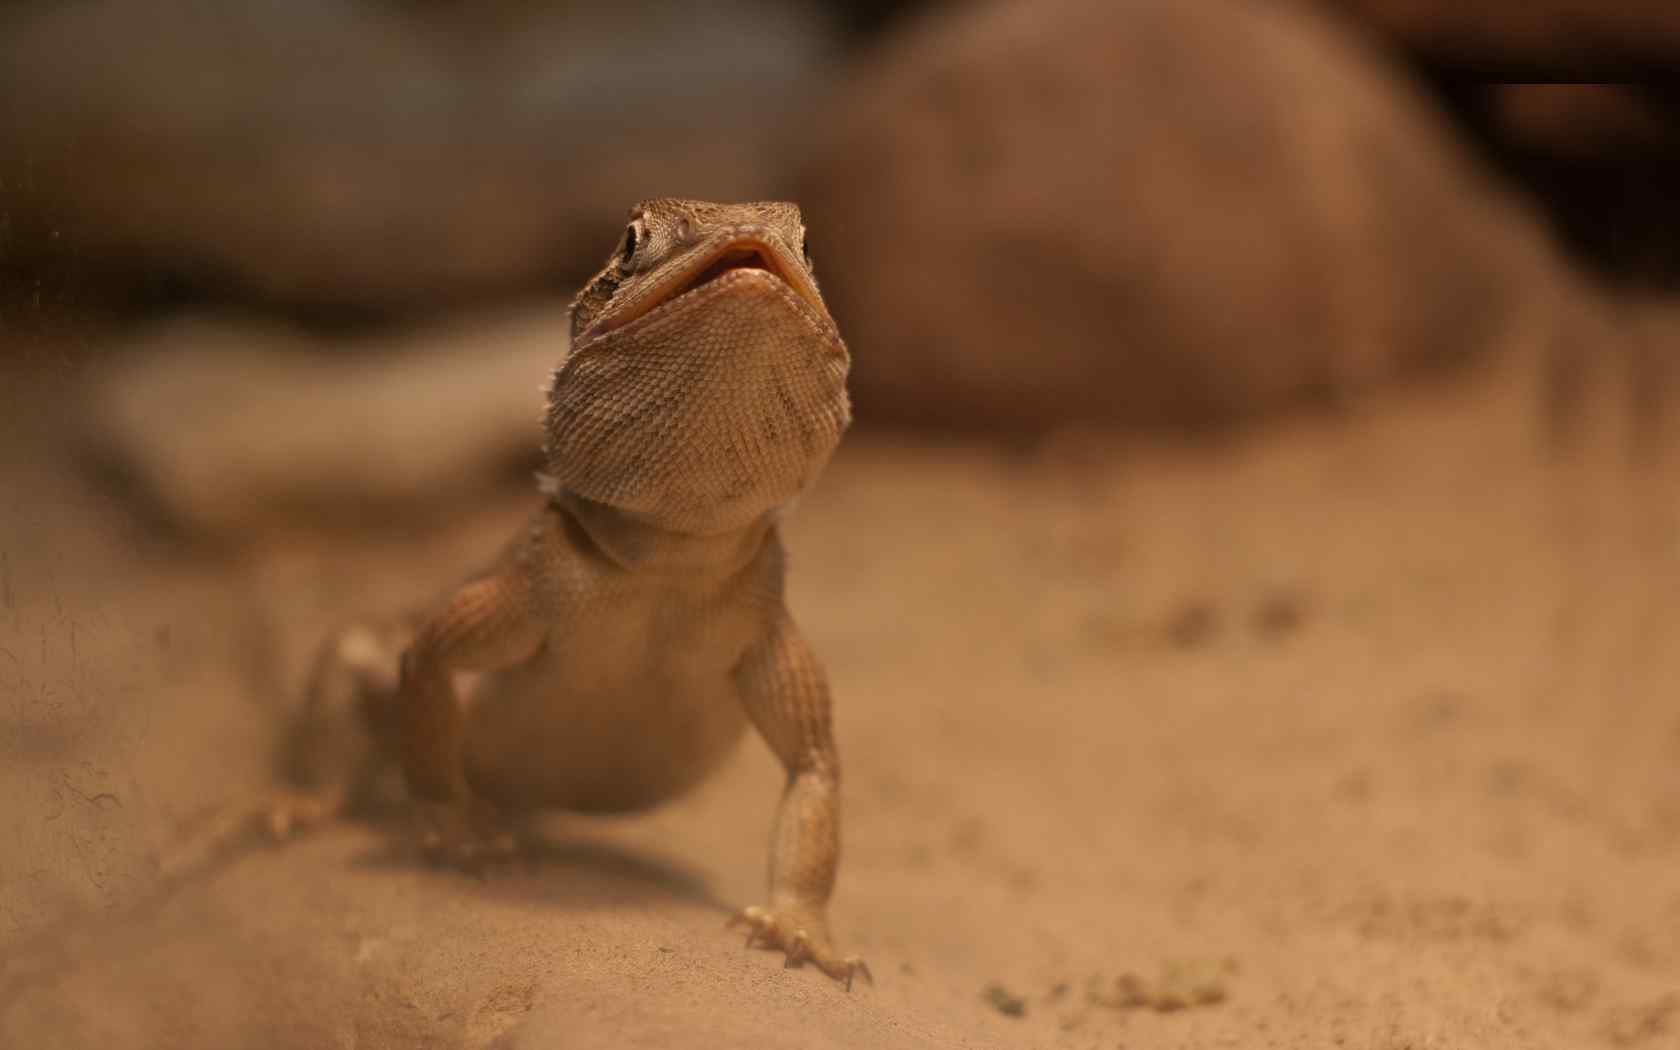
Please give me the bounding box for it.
[4,342,1680,1048]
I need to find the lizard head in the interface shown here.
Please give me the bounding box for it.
[544,199,852,535]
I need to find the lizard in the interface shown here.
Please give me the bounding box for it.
[270,199,865,987]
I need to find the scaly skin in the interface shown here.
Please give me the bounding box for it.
[276,200,864,987]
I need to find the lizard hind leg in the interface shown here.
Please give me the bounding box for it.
[268,621,412,838]
[153,620,411,883]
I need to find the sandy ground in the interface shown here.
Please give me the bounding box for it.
[4,337,1680,1049]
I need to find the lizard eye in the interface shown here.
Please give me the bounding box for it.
[800,232,814,271]
[619,220,643,267]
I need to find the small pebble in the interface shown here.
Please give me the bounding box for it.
[983,982,1027,1017]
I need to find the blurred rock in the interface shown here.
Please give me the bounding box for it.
[1311,8,1680,287]
[0,0,838,317]
[817,0,960,39]
[1443,84,1680,287]
[1315,0,1680,63]
[1491,85,1678,158]
[79,306,569,541]
[799,0,1557,433]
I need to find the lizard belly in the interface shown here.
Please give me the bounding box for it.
[460,618,753,814]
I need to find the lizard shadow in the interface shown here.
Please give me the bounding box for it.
[347,827,732,914]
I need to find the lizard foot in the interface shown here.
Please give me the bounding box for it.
[413,797,517,872]
[728,905,872,990]
[262,787,344,841]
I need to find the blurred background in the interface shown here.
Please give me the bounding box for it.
[3,2,1680,1048]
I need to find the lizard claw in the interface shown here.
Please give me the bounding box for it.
[413,797,516,873]
[727,904,869,990]
[784,930,811,969]
[261,788,342,842]
[726,906,763,948]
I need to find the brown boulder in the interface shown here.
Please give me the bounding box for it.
[798,0,1558,432]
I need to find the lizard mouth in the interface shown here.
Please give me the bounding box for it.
[683,244,778,291]
[587,236,829,340]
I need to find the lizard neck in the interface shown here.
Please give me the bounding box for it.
[548,487,775,574]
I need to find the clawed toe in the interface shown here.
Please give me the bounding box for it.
[260,789,341,842]
[784,931,811,968]
[727,904,768,948]
[727,905,869,990]
[413,800,517,873]
[419,829,517,872]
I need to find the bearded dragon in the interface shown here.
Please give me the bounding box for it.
[275,200,864,987]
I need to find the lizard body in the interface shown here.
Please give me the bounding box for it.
[279,200,862,985]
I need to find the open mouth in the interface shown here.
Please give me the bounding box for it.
[682,244,777,292]
[588,237,825,339]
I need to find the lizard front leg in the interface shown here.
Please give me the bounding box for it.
[730,613,869,989]
[398,572,547,860]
